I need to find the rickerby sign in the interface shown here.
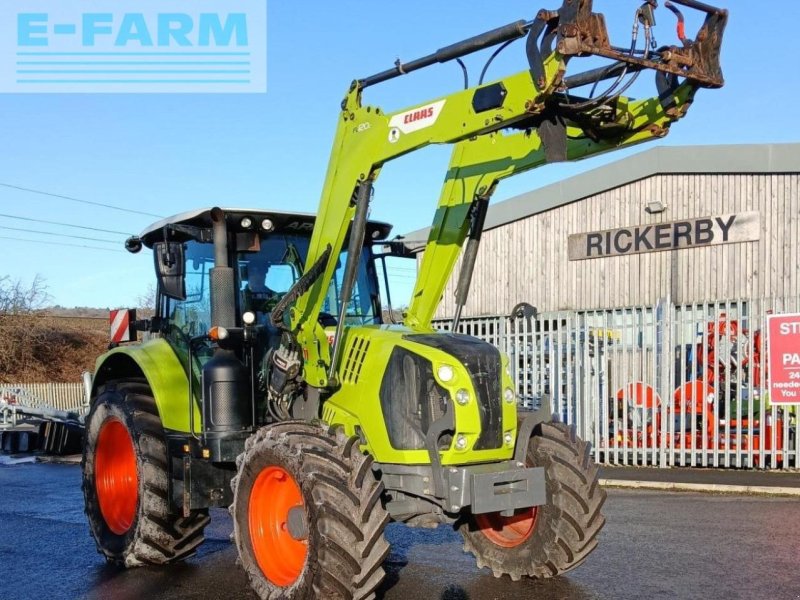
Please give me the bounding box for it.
[568,212,760,261]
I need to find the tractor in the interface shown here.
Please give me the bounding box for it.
[82,2,727,598]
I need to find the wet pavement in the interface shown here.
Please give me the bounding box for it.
[1,461,799,600]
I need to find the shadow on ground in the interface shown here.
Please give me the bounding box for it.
[378,522,601,600]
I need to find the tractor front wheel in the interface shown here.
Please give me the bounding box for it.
[232,422,390,600]
[458,421,606,580]
[82,380,209,566]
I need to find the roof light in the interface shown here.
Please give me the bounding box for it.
[240,217,253,229]
[261,218,274,232]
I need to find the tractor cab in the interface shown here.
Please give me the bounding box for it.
[137,207,392,321]
[117,208,401,454]
[131,207,393,377]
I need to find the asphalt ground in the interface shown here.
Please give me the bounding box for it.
[1,461,799,600]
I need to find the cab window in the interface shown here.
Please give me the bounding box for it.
[238,236,308,319]
[322,248,380,325]
[168,241,213,340]
[163,241,215,373]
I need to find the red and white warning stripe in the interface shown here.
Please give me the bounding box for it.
[109,309,133,343]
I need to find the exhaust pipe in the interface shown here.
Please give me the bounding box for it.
[202,208,252,455]
[209,207,236,329]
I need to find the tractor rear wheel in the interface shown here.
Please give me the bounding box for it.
[82,379,209,566]
[458,421,606,580]
[232,422,390,600]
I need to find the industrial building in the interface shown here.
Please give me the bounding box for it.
[409,143,799,319]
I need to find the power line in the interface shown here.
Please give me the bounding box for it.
[0,212,132,236]
[0,225,121,245]
[0,182,163,218]
[0,235,127,253]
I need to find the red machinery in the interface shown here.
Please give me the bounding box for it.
[610,314,786,465]
[696,313,765,388]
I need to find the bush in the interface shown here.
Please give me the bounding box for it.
[0,276,107,383]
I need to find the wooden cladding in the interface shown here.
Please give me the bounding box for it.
[432,173,800,318]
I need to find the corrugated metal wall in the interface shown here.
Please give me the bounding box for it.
[433,173,800,318]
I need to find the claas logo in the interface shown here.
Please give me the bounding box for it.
[403,107,435,125]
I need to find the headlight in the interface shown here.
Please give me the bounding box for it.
[504,387,516,404]
[455,389,470,406]
[242,311,256,325]
[455,434,467,450]
[504,432,514,446]
[437,364,455,383]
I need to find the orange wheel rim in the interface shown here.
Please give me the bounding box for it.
[95,418,138,535]
[475,507,538,548]
[249,466,308,587]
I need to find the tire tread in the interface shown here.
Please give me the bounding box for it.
[82,379,209,568]
[232,422,388,600]
[459,420,606,580]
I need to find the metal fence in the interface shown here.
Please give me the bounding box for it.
[0,383,86,413]
[434,297,800,470]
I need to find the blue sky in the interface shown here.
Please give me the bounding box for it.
[1,0,798,309]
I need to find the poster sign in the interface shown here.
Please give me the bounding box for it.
[767,313,800,405]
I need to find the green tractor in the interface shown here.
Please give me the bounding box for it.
[82,2,726,598]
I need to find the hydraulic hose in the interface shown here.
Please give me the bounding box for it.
[270,245,332,328]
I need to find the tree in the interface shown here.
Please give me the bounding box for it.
[136,283,157,318]
[0,274,49,315]
[0,275,51,381]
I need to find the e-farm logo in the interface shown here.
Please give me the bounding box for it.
[0,1,266,93]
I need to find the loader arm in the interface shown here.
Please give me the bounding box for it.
[278,0,726,390]
[405,81,698,330]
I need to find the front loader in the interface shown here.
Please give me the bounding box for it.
[82,1,727,598]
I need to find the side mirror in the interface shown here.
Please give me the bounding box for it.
[153,241,186,300]
[125,236,143,254]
